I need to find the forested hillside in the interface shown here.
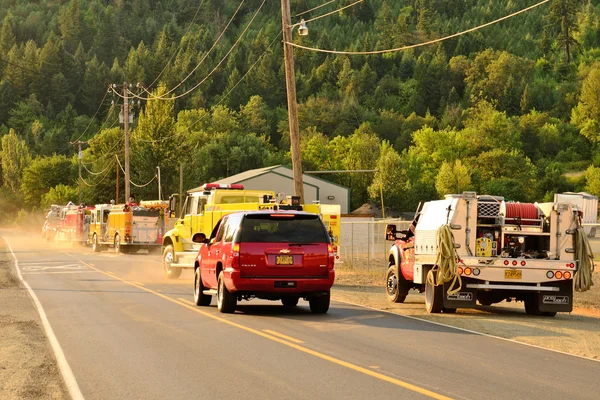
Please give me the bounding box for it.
[1,0,600,222]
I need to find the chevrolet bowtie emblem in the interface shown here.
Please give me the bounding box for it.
[279,249,291,254]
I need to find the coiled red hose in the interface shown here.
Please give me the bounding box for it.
[505,203,538,225]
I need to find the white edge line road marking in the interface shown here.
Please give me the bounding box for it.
[333,298,600,364]
[3,237,85,400]
[22,271,97,275]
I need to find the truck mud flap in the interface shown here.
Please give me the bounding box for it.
[537,281,573,313]
[442,282,476,309]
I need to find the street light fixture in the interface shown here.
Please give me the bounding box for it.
[298,19,308,36]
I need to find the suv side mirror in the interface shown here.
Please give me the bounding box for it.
[385,224,397,241]
[192,232,207,243]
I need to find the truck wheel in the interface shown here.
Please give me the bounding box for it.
[162,245,182,279]
[309,291,330,314]
[114,234,121,253]
[217,271,236,313]
[282,297,299,308]
[194,268,212,306]
[386,263,409,303]
[425,276,443,313]
[92,234,100,252]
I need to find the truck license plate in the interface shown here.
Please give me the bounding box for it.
[505,269,522,279]
[276,255,294,265]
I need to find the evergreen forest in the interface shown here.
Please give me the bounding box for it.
[1,0,600,222]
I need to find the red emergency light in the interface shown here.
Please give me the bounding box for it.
[203,183,244,190]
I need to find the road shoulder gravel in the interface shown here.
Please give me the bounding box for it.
[0,237,67,400]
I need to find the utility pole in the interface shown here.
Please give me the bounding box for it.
[70,140,86,204]
[116,159,119,203]
[123,82,131,203]
[179,162,183,215]
[281,0,304,203]
[157,166,162,201]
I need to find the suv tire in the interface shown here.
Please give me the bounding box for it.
[309,291,330,314]
[162,245,182,279]
[217,271,236,313]
[194,268,212,306]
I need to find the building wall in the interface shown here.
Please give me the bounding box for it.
[237,173,318,205]
[271,167,349,213]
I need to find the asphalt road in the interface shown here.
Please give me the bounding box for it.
[3,229,600,400]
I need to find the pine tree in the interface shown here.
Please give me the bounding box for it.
[549,0,579,64]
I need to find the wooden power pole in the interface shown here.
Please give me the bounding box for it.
[123,82,131,202]
[70,140,86,204]
[281,0,304,203]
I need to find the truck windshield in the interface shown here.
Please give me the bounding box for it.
[239,214,328,244]
[219,195,261,204]
[132,207,160,217]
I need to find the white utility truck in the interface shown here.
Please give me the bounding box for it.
[385,192,594,316]
[554,192,598,238]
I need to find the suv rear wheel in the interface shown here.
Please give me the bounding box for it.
[194,268,212,306]
[217,271,236,313]
[309,291,330,314]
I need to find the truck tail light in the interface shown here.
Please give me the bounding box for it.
[555,271,563,279]
[231,243,240,269]
[327,244,335,269]
[564,271,572,279]
[457,266,463,275]
[546,271,554,279]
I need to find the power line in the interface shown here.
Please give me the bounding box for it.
[114,156,157,188]
[116,0,246,101]
[0,56,39,74]
[147,0,208,89]
[295,0,337,17]
[71,87,111,143]
[292,0,363,27]
[285,0,550,55]
[124,0,267,101]
[187,30,282,130]
[82,160,113,176]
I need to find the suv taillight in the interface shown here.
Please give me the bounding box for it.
[231,243,240,269]
[327,244,335,269]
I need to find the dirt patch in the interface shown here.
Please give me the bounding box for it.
[0,239,67,399]
[333,266,600,360]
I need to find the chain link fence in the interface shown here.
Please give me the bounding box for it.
[338,218,411,271]
[338,220,600,271]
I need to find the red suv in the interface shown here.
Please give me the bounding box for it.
[192,211,335,314]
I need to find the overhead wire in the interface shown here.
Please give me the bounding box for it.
[80,162,113,187]
[117,0,247,101]
[115,156,157,188]
[285,0,550,54]
[71,86,111,143]
[296,0,337,17]
[186,29,282,130]
[127,0,267,101]
[146,0,208,89]
[82,160,113,176]
[292,0,363,27]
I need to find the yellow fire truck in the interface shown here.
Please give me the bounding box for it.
[89,200,168,253]
[162,184,341,279]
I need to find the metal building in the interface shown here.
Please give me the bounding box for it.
[212,165,349,214]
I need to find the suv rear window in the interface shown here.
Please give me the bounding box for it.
[239,214,328,244]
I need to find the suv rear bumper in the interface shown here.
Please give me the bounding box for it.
[226,270,335,294]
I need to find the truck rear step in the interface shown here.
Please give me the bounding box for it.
[203,289,218,296]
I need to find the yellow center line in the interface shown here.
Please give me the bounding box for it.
[79,261,452,400]
[106,271,115,274]
[263,329,305,344]
[133,282,145,286]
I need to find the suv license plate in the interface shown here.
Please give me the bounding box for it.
[276,255,294,265]
[505,269,522,279]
